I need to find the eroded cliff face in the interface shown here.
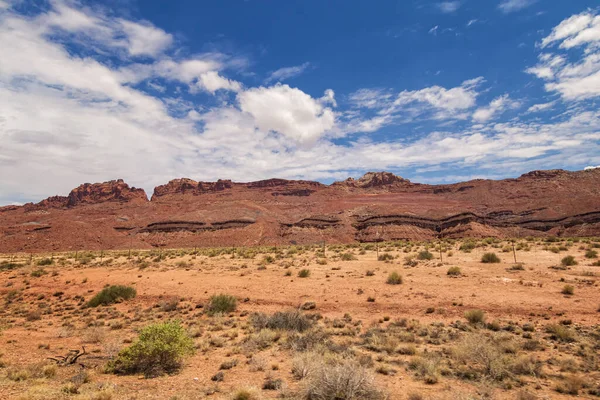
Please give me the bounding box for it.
[66,179,148,206]
[152,179,234,199]
[334,172,411,188]
[2,169,600,252]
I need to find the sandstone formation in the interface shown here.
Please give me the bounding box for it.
[1,169,599,252]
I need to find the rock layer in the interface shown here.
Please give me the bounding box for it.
[1,169,600,252]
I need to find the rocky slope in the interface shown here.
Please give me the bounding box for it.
[1,169,599,252]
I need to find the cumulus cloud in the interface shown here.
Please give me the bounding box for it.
[118,19,173,57]
[528,10,600,100]
[585,165,600,170]
[498,0,537,14]
[472,95,520,122]
[238,84,335,145]
[265,62,311,83]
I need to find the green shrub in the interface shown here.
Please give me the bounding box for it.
[377,253,394,261]
[561,284,574,295]
[465,309,486,324]
[87,285,136,307]
[585,250,598,259]
[561,255,577,267]
[417,251,433,261]
[340,253,357,261]
[298,269,311,278]
[447,266,461,276]
[36,258,54,266]
[207,294,237,315]
[481,253,500,263]
[107,321,194,377]
[459,241,476,253]
[30,268,47,277]
[386,272,403,285]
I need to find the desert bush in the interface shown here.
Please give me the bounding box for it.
[408,354,441,384]
[447,266,461,276]
[386,272,402,285]
[297,356,385,400]
[556,375,585,395]
[561,284,574,295]
[250,310,313,332]
[481,253,500,263]
[107,320,194,377]
[87,285,136,307]
[231,388,262,400]
[340,253,357,261]
[36,258,54,266]
[585,249,598,259]
[298,269,311,278]
[459,241,476,253]
[377,253,394,261]
[30,269,47,278]
[546,324,576,342]
[417,251,433,260]
[453,334,513,381]
[207,294,237,315]
[561,255,577,267]
[464,309,486,325]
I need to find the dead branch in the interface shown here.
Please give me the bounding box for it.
[48,346,87,367]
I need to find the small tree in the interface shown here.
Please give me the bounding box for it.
[107,321,194,377]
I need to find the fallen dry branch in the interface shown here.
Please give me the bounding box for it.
[48,346,87,367]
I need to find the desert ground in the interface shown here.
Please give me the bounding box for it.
[0,238,599,400]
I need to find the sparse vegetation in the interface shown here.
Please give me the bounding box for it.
[207,294,237,315]
[481,253,501,263]
[386,271,403,285]
[107,320,194,377]
[561,255,577,266]
[87,285,136,307]
[464,309,486,324]
[561,284,575,295]
[447,266,461,276]
[298,268,311,278]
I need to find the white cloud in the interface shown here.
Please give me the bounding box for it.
[473,95,520,122]
[118,19,173,57]
[467,19,478,27]
[349,88,393,109]
[196,71,242,94]
[528,10,600,101]
[237,84,336,145]
[437,2,461,13]
[429,25,439,35]
[498,0,537,14]
[527,101,556,113]
[585,165,600,170]
[540,12,598,48]
[266,62,310,83]
[395,81,480,111]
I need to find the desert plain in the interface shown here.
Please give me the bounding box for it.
[1,238,599,400]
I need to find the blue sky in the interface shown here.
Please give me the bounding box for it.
[0,0,599,204]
